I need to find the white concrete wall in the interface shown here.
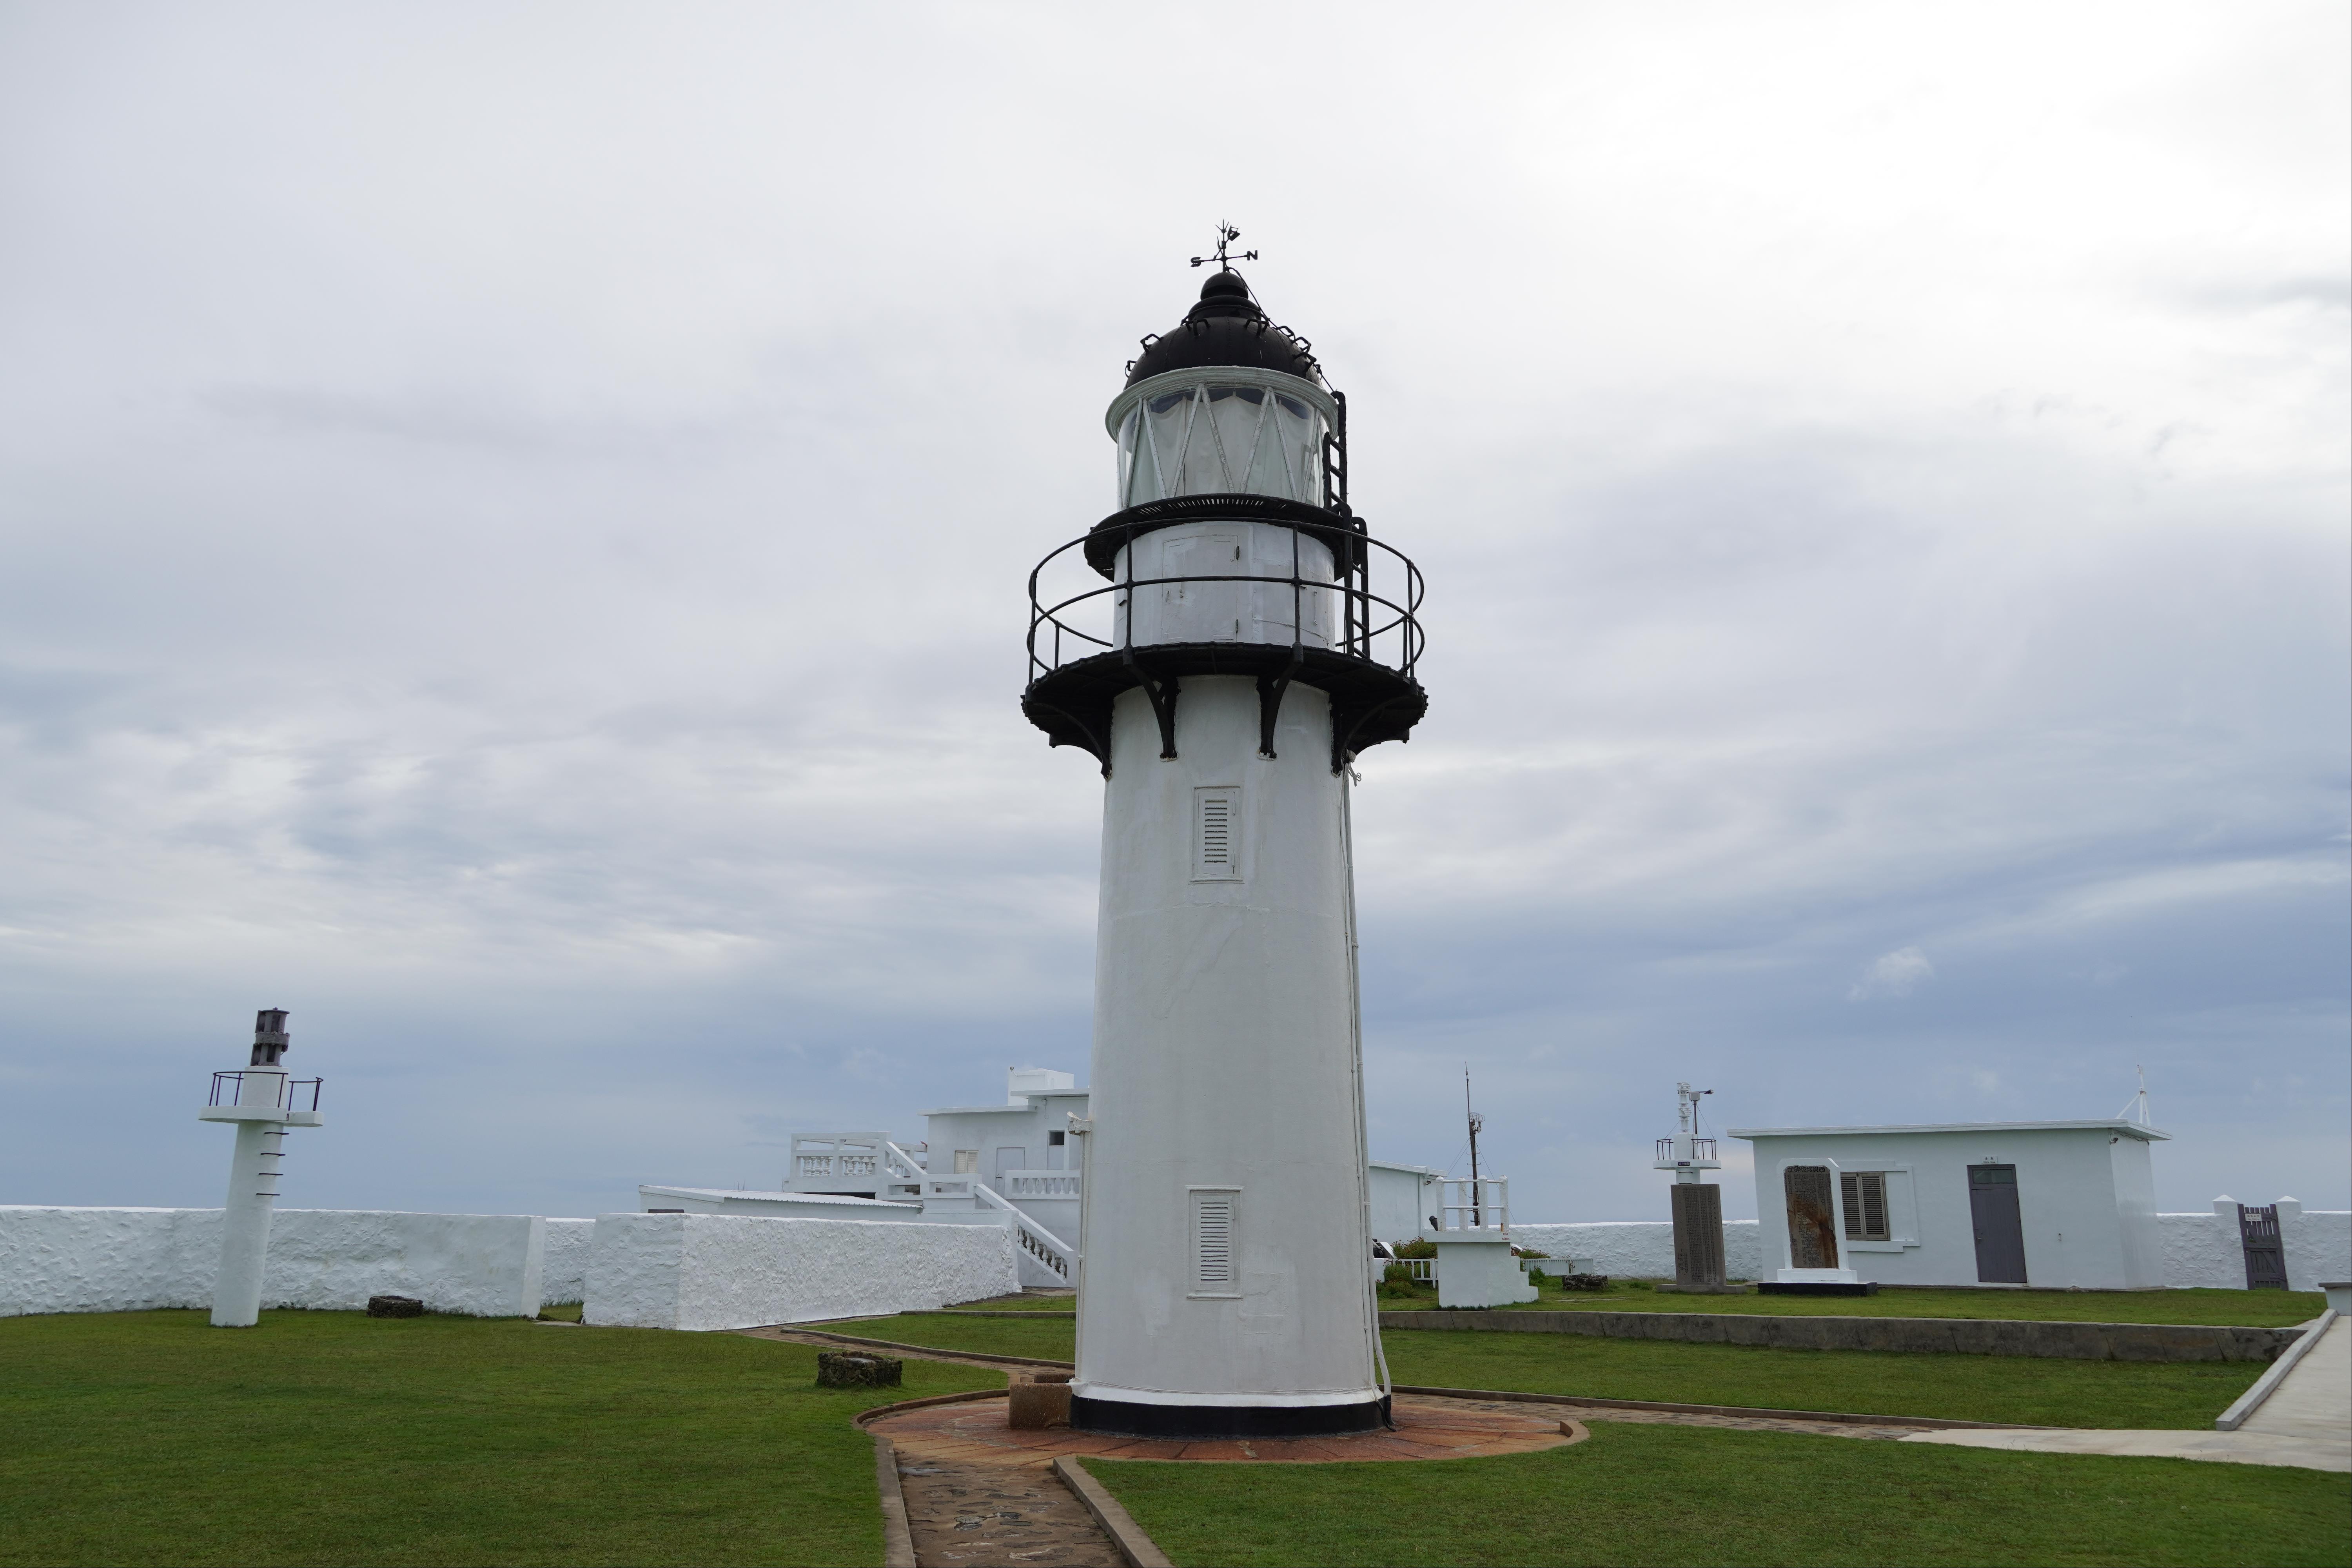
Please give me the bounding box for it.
[0,1207,218,1314]
[2282,1203,2351,1292]
[1510,1220,1765,1281]
[2158,1205,2352,1291]
[541,1218,595,1304]
[583,1212,1020,1331]
[1369,1165,1439,1244]
[0,1207,545,1317]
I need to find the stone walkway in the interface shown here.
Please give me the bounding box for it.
[889,1438,1124,1568]
[866,1394,1581,1568]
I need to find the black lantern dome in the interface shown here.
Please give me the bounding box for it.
[1126,271,1323,387]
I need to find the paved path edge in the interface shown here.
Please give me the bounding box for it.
[1054,1455,1175,1568]
[2216,1308,2337,1430]
[871,1433,917,1568]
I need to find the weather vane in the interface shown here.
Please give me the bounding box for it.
[1189,222,1258,271]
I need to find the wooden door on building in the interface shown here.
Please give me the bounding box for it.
[2238,1203,2288,1289]
[1969,1163,2027,1283]
[1784,1166,1840,1270]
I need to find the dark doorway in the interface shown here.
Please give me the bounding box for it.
[1784,1166,1840,1270]
[2238,1204,2288,1289]
[1969,1163,2027,1283]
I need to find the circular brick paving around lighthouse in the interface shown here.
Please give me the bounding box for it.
[869,1391,1587,1464]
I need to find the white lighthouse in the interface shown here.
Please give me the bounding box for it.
[197,1009,323,1327]
[1022,235,1426,1437]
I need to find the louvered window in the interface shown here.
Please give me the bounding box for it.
[1840,1171,1889,1241]
[1189,1187,1240,1296]
[1192,787,1241,881]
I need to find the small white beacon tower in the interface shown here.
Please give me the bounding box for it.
[1021,232,1428,1437]
[1655,1082,1730,1290]
[197,1009,323,1327]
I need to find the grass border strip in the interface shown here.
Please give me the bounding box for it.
[1378,1309,2299,1362]
[1390,1383,2044,1430]
[871,1433,917,1568]
[1056,1456,1175,1568]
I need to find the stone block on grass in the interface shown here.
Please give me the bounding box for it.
[367,1295,425,1318]
[815,1352,902,1389]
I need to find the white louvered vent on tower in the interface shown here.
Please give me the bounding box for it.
[1192,787,1242,881]
[1189,1187,1239,1295]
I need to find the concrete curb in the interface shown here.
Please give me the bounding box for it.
[853,1388,1013,1425]
[1389,1383,2044,1431]
[2215,1310,2338,1430]
[1053,1455,1174,1568]
[871,1433,916,1568]
[758,1324,1074,1370]
[1380,1310,2299,1362]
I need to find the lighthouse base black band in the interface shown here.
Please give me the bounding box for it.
[1069,1394,1390,1439]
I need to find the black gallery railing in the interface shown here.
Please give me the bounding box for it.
[1025,513,1425,687]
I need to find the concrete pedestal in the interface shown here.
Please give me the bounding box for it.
[1775,1266,1862,1285]
[1671,1183,1726,1287]
[1433,1237,1539,1308]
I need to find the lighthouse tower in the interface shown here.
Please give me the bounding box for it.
[1022,236,1426,1437]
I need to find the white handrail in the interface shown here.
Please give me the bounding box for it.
[881,1141,928,1183]
[971,1181,1077,1279]
[1438,1176,1511,1238]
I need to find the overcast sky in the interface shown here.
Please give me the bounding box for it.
[2,2,2344,1226]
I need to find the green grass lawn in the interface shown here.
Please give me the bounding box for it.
[1382,1278,2328,1325]
[0,1310,1000,1568]
[1082,1421,2352,1567]
[1381,1328,2261,1428]
[838,1313,2260,1428]
[930,1291,1077,1312]
[830,1310,1081,1361]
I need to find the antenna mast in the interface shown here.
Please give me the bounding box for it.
[1465,1066,1484,1227]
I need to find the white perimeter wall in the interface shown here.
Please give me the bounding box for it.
[585,1213,1019,1331]
[2158,1205,2350,1292]
[1510,1221,1764,1281]
[1508,1208,2349,1289]
[0,1207,544,1318]
[541,1218,595,1304]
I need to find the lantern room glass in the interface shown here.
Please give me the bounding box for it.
[1116,378,1328,509]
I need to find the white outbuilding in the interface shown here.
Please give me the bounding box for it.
[1730,1120,2169,1290]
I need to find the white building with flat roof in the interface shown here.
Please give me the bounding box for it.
[642,1067,1455,1293]
[1731,1120,2169,1290]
